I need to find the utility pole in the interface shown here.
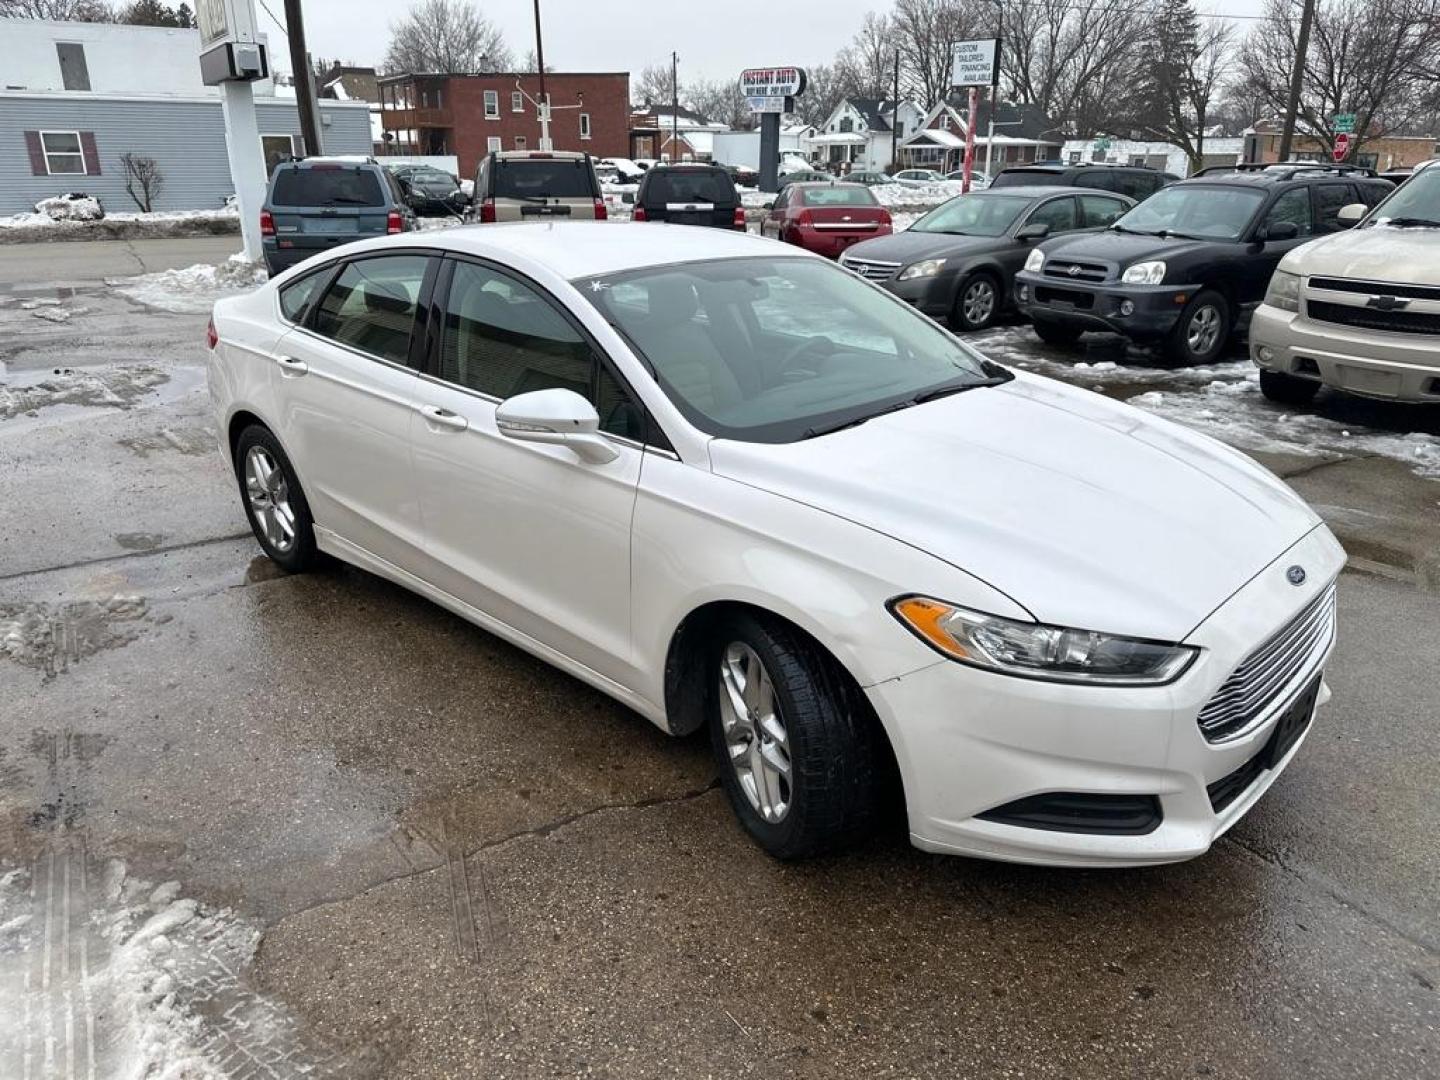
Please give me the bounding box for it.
[890,50,900,170]
[671,51,679,162]
[1277,0,1316,163]
[532,0,549,148]
[281,0,322,156]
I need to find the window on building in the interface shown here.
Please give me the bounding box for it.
[512,91,524,113]
[56,42,90,91]
[260,134,295,174]
[484,90,499,119]
[515,136,527,150]
[41,131,85,175]
[486,136,502,154]
[838,117,853,133]
[579,113,591,139]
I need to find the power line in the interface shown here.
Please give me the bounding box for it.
[255,0,288,40]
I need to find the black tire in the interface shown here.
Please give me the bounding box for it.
[233,424,320,573]
[1260,368,1321,406]
[1032,317,1083,347]
[1165,289,1231,365]
[951,272,1001,332]
[706,612,889,860]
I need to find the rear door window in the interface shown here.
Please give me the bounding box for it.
[1115,172,1161,200]
[1312,183,1358,234]
[311,255,430,365]
[1025,196,1079,233]
[272,167,385,207]
[646,170,737,205]
[1262,187,1314,236]
[1079,195,1129,228]
[992,170,1065,188]
[493,159,594,199]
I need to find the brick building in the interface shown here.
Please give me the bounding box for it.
[1242,120,1439,171]
[378,72,629,179]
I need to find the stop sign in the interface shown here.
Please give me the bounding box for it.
[1333,132,1351,162]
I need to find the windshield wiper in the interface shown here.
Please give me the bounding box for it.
[1382,216,1440,228]
[325,196,373,205]
[801,399,915,439]
[911,373,1011,404]
[1154,228,1202,240]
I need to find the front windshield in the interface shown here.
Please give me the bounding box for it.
[1114,184,1265,240]
[1367,165,1440,225]
[579,257,1005,443]
[911,194,1030,236]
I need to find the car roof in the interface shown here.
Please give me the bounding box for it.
[391,221,798,280]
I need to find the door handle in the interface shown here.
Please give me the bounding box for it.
[275,354,308,376]
[417,404,469,431]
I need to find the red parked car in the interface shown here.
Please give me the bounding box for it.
[759,182,893,258]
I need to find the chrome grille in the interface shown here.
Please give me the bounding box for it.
[1042,259,1109,283]
[1197,583,1337,742]
[841,256,900,281]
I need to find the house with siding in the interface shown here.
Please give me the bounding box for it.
[808,98,925,172]
[900,98,1064,173]
[0,18,371,215]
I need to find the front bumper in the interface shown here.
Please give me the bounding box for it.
[876,270,960,318]
[867,525,1345,867]
[1014,270,1192,339]
[1250,302,1440,401]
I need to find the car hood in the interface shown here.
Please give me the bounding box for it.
[1041,229,1216,267]
[846,230,1006,264]
[708,373,1320,642]
[1281,225,1439,284]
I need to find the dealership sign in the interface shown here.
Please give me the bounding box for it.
[951,39,1000,88]
[741,66,807,113]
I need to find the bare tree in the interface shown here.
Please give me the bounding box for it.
[1131,1,1235,170]
[519,49,552,74]
[685,77,751,129]
[891,0,988,108]
[836,12,896,100]
[632,63,676,108]
[383,0,511,75]
[1,0,112,18]
[120,152,164,213]
[1235,0,1440,157]
[793,62,847,128]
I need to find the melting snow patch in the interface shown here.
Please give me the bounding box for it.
[110,255,267,314]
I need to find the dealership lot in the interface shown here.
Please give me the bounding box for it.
[1,238,1437,1078]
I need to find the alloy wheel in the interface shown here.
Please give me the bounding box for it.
[243,445,296,554]
[1187,304,1222,356]
[963,279,996,326]
[718,642,792,823]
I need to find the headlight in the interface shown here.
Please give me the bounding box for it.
[889,596,1198,686]
[898,258,947,281]
[1266,269,1301,312]
[1121,260,1167,285]
[1023,248,1045,273]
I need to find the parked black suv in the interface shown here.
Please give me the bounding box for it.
[1013,163,1394,363]
[991,163,1175,201]
[633,164,745,229]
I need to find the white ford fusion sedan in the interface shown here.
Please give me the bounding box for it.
[207,223,1343,866]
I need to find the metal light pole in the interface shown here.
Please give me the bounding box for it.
[1277,0,1316,163]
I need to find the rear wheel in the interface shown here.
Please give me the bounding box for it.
[1260,369,1321,406]
[1032,317,1083,347]
[707,612,888,860]
[952,273,1000,332]
[234,425,319,573]
[1165,289,1231,365]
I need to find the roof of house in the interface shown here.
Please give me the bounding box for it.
[933,97,1063,143]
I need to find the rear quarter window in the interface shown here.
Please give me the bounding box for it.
[278,269,329,323]
[494,159,595,199]
[271,167,385,207]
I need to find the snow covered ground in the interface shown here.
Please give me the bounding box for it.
[0,206,240,244]
[108,256,267,315]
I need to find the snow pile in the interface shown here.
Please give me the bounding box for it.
[34,193,105,221]
[870,181,966,207]
[110,254,266,314]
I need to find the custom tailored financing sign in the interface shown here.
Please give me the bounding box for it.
[951,39,1000,88]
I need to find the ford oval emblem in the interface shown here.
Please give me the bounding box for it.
[1286,565,1307,586]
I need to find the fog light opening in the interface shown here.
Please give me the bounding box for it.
[1119,299,1135,316]
[1257,345,1275,363]
[1017,284,1029,302]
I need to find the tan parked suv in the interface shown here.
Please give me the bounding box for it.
[472,151,606,223]
[1250,161,1440,405]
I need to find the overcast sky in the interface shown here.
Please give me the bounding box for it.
[266,0,1269,86]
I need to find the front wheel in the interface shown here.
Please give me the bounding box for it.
[1165,289,1231,365]
[952,273,1000,332]
[707,613,888,860]
[1260,369,1321,406]
[234,425,320,573]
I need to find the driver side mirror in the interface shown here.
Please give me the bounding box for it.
[1261,220,1300,241]
[1015,222,1051,242]
[495,388,618,465]
[1337,202,1367,227]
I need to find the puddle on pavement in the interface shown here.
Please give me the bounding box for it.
[0,363,203,434]
[242,554,288,585]
[0,595,151,682]
[114,532,166,552]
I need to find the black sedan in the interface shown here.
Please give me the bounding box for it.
[390,165,468,216]
[838,187,1133,331]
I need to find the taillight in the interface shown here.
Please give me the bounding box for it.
[205,317,218,350]
[594,198,608,220]
[259,210,274,237]
[386,211,403,234]
[633,204,648,222]
[795,210,814,229]
[479,198,496,224]
[734,206,747,230]
[879,209,893,227]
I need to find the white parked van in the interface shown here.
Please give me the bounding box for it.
[1250,162,1440,405]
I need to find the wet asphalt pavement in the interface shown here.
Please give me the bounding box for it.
[0,252,1437,1079]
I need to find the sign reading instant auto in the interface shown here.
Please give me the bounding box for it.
[740,67,807,113]
[951,39,1000,88]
